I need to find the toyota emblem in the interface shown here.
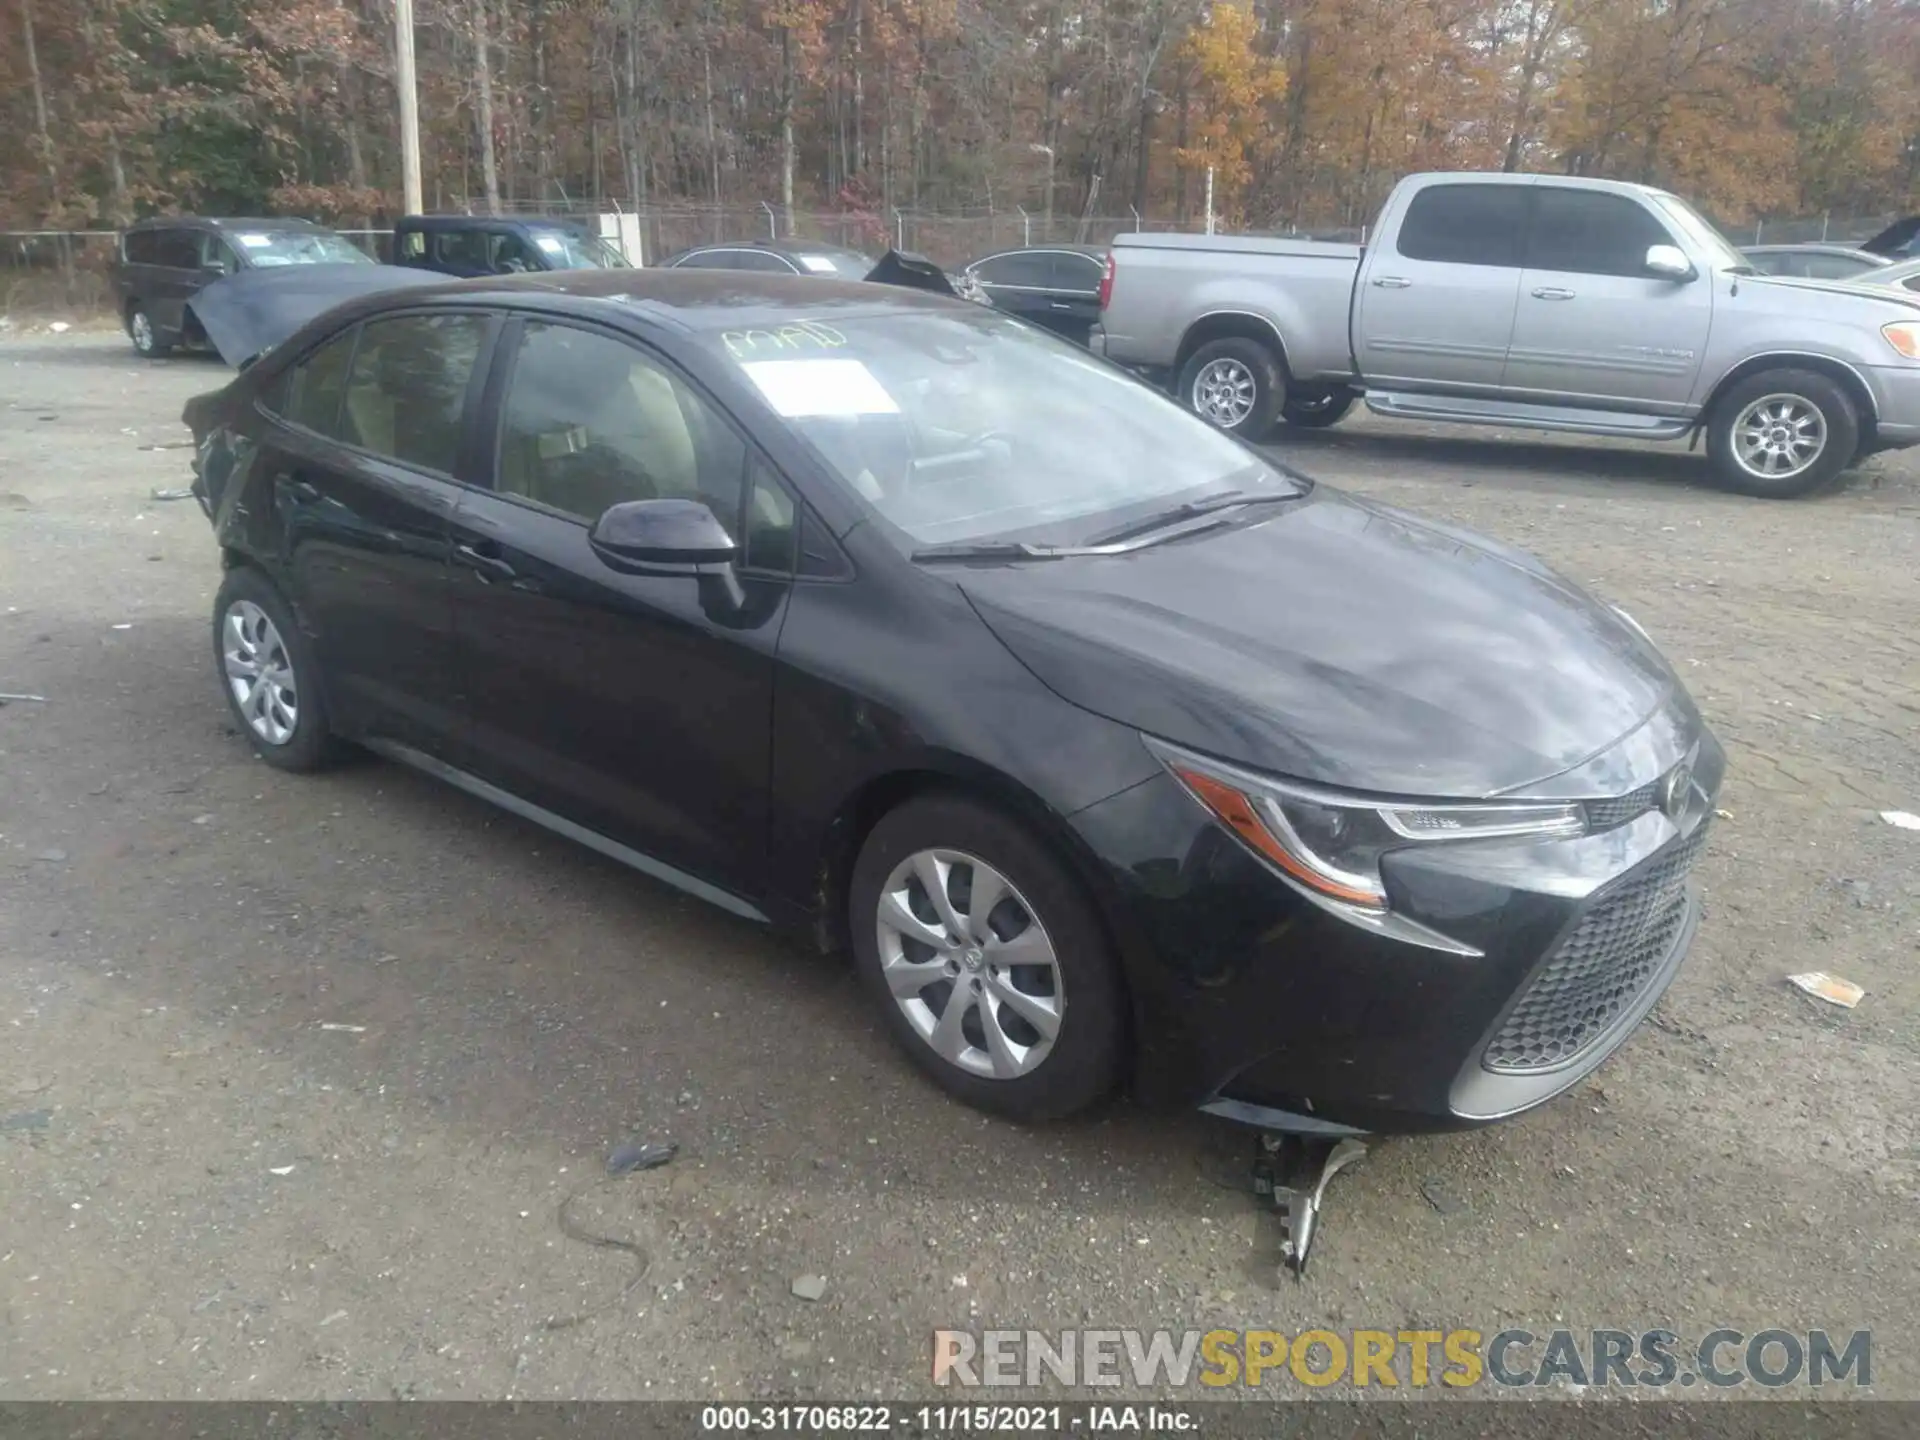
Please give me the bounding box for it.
[1659,764,1692,819]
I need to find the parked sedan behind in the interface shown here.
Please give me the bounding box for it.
[1739,243,1887,281]
[962,244,1106,345]
[115,216,372,358]
[182,270,1721,1137]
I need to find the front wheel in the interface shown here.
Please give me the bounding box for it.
[1279,387,1356,429]
[1176,337,1285,440]
[850,795,1126,1121]
[1706,369,1858,498]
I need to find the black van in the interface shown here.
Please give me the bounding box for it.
[392,215,632,277]
[114,217,373,357]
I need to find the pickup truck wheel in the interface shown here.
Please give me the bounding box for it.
[1280,387,1356,429]
[1178,338,1284,440]
[1707,370,1858,498]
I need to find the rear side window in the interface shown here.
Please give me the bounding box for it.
[279,329,358,436]
[975,253,1053,288]
[1395,184,1529,268]
[1803,254,1871,280]
[671,250,733,270]
[153,228,202,270]
[732,251,797,274]
[340,313,488,473]
[123,230,157,265]
[1051,253,1104,293]
[1527,188,1675,276]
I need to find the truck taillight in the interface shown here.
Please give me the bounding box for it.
[1098,251,1115,310]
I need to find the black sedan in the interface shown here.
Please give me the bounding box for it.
[962,244,1106,345]
[182,270,1722,1135]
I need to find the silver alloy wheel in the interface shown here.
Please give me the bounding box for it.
[222,600,299,745]
[1731,393,1827,480]
[1192,357,1256,428]
[130,309,154,353]
[874,848,1064,1080]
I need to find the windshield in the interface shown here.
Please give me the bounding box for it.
[233,231,374,267]
[528,227,631,269]
[701,309,1303,549]
[1646,193,1750,273]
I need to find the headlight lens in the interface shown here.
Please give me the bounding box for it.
[1150,739,1586,911]
[1882,321,1920,359]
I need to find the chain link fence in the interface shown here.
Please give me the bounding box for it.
[3,205,1904,321]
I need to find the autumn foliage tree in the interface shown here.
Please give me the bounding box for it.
[1,0,1916,247]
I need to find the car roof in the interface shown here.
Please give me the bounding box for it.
[309,266,966,337]
[127,216,331,233]
[671,239,871,260]
[399,214,591,230]
[971,244,1106,260]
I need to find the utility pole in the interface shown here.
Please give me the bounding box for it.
[396,0,424,215]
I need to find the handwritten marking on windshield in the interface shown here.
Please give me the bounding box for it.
[722,322,848,359]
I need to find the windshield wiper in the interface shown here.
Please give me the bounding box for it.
[1086,489,1300,547]
[910,539,1083,563]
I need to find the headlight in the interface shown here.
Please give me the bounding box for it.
[1148,738,1585,911]
[1881,321,1920,359]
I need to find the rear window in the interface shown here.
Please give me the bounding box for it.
[1395,184,1529,268]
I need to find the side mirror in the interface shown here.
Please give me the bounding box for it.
[589,498,744,607]
[1645,244,1694,281]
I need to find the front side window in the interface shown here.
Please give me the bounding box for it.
[153,229,202,270]
[700,308,1297,549]
[229,229,373,267]
[339,313,488,473]
[495,322,746,524]
[1395,184,1529,268]
[1527,189,1676,277]
[199,233,238,275]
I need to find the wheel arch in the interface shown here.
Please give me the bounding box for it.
[1700,353,1879,448]
[1173,311,1294,383]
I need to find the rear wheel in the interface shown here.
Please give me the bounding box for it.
[850,795,1126,1121]
[1706,369,1858,498]
[128,304,172,358]
[1177,337,1285,441]
[1279,386,1356,429]
[211,567,342,772]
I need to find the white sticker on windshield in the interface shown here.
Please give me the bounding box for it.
[742,359,899,418]
[237,234,272,248]
[798,255,839,274]
[535,235,564,253]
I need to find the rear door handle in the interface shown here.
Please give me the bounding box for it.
[455,540,517,583]
[1531,287,1577,301]
[1371,276,1412,289]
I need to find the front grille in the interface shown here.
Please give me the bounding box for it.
[1585,778,1661,832]
[1484,825,1708,1073]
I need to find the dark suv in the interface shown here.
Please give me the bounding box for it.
[392,215,632,277]
[115,217,372,357]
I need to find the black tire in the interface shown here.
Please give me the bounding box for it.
[850,794,1126,1121]
[210,567,342,772]
[1176,336,1285,441]
[127,304,172,359]
[1706,368,1859,498]
[1279,386,1356,429]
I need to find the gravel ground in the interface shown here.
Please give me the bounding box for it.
[1,334,1915,1404]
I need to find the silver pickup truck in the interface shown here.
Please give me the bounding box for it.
[1093,172,1920,496]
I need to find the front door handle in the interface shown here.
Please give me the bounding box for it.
[1371,276,1412,289]
[455,540,517,583]
[1531,286,1577,300]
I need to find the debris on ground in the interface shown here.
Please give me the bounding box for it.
[1419,1176,1467,1215]
[1787,972,1865,1009]
[606,1139,678,1176]
[34,848,67,863]
[0,692,47,703]
[1,1108,52,1132]
[791,1274,827,1302]
[1879,810,1920,831]
[268,1165,296,1176]
[149,486,196,501]
[317,1023,367,1033]
[1253,1133,1370,1278]
[110,623,132,631]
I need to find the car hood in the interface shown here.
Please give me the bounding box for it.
[956,491,1678,798]
[186,264,449,368]
[1738,270,1920,311]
